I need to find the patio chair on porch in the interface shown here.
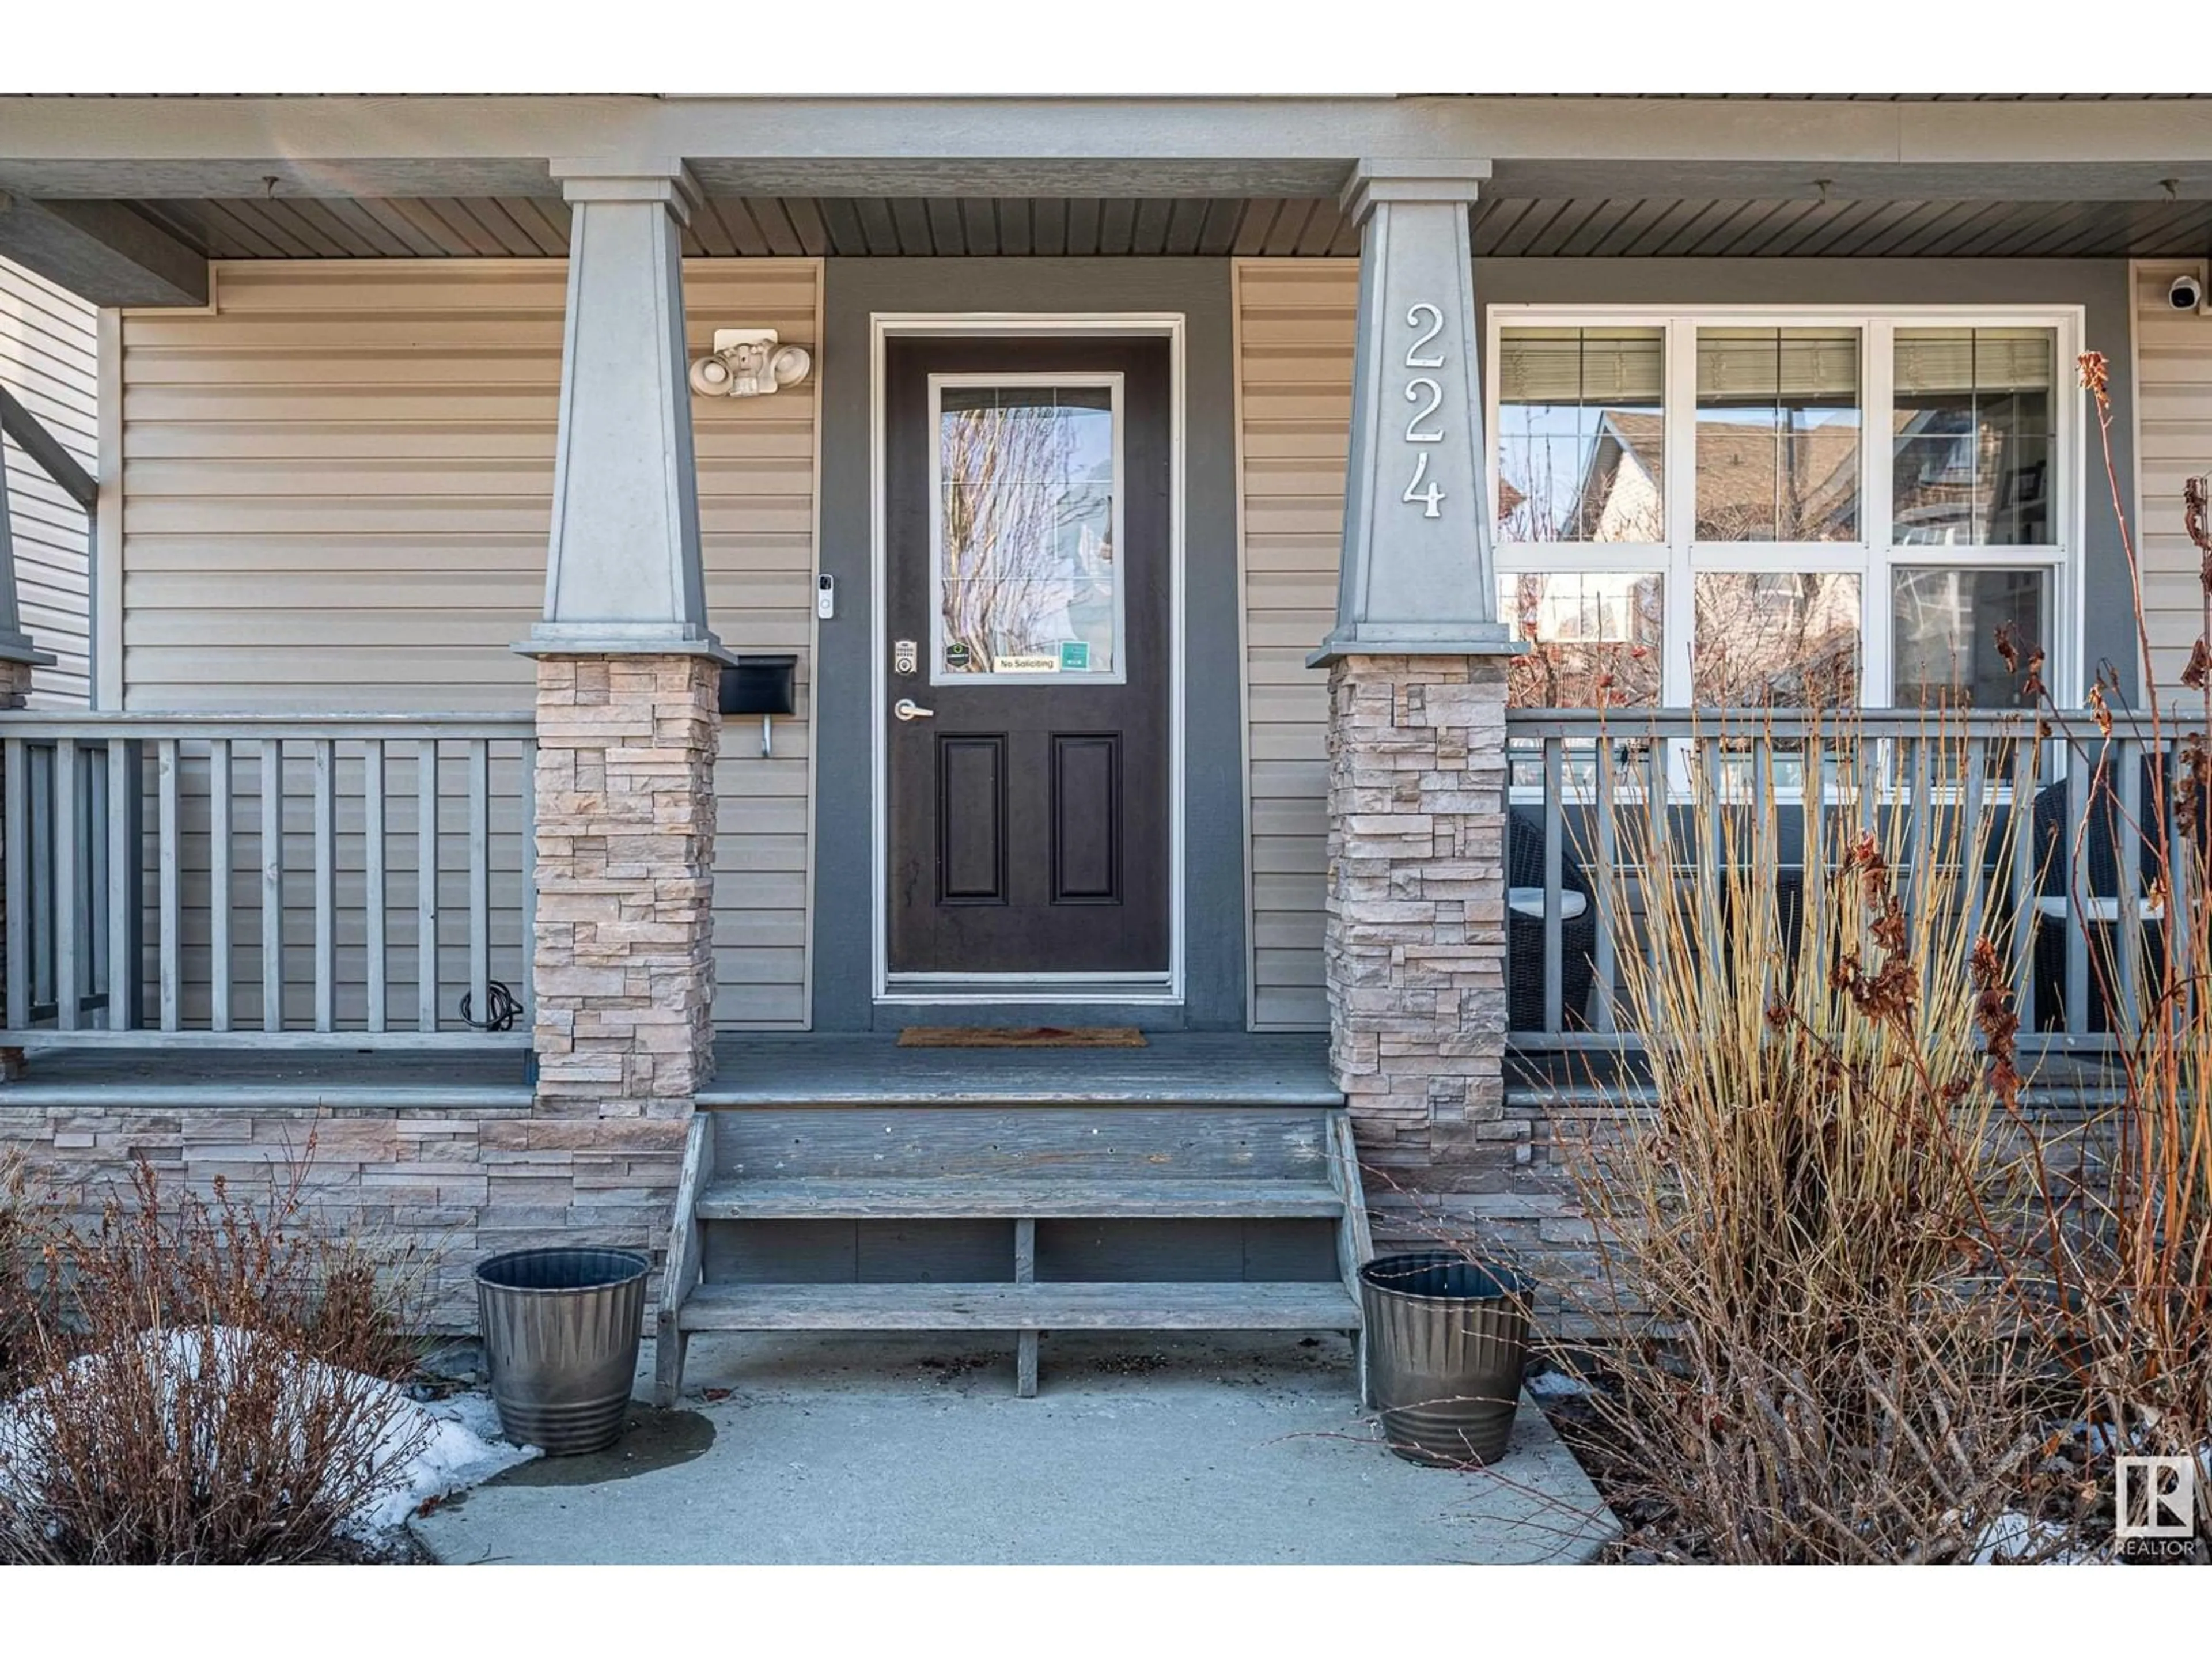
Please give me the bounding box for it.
[1506,806,1598,1032]
[2028,758,2207,1032]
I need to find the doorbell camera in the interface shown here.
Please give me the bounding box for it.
[816,573,836,620]
[2171,271,2206,313]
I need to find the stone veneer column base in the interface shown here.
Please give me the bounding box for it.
[1323,652,1550,1263]
[531,653,722,1119]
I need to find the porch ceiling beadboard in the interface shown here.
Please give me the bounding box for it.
[115,194,2212,263]
[2134,258,2212,693]
[0,255,94,704]
[115,256,823,1028]
[1233,259,1360,1031]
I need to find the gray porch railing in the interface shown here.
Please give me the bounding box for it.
[1503,708,2211,1055]
[2,713,535,1050]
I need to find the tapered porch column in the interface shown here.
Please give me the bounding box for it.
[521,160,730,1120]
[1312,160,1523,1249]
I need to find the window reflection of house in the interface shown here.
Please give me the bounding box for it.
[1502,570,1665,710]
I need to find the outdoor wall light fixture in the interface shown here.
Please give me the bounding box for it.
[688,328,813,397]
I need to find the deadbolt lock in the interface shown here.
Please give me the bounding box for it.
[893,638,919,676]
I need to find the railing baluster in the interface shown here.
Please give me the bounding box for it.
[2116,736,2142,1036]
[261,738,282,1032]
[2173,738,2198,1028]
[418,739,438,1033]
[313,738,334,1033]
[105,741,132,1032]
[365,740,387,1033]
[2063,736,2092,1037]
[28,745,51,1018]
[520,738,536,1031]
[1962,736,1987,963]
[1645,732,1668,999]
[1699,733,1724,974]
[469,738,490,1035]
[3,738,25,1031]
[157,737,180,1031]
[209,739,231,1032]
[1590,735,1616,1034]
[1904,732,1931,944]
[1749,732,1774,1013]
[86,754,108,1016]
[2012,729,2039,1036]
[53,738,77,1031]
[1804,730,1830,1004]
[1540,734,1564,1035]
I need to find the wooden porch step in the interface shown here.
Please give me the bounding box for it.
[694,1176,1344,1221]
[677,1279,1360,1334]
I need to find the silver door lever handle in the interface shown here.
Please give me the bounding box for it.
[893,698,935,721]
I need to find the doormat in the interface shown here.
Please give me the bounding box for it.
[897,1026,1148,1049]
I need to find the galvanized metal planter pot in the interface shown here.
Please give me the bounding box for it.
[1359,1252,1531,1468]
[476,1247,649,1456]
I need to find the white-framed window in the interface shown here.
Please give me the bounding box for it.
[1487,308,2080,713]
[926,372,1127,685]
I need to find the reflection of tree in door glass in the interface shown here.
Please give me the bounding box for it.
[938,385,1116,674]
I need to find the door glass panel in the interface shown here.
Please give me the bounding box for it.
[933,380,1121,682]
[1495,328,1666,543]
[1892,328,2055,546]
[1695,328,1861,542]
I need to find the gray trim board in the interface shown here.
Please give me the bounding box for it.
[9,96,2212,204]
[812,259,1245,1032]
[0,195,207,306]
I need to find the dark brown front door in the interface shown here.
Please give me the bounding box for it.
[885,335,1171,979]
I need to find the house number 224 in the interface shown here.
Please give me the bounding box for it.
[1400,303,1447,518]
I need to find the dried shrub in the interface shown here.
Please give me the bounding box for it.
[0,1146,431,1564]
[0,1154,25,1387]
[1555,712,2058,1562]
[1994,368,2212,1541]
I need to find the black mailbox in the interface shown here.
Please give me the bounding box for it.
[720,654,799,757]
[719,654,798,718]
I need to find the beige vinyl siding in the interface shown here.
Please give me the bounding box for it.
[1,256,95,706]
[2134,260,2212,693]
[116,257,822,1028]
[1234,260,1358,1029]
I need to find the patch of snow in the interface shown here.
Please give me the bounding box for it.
[1969,1510,2087,1565]
[348,1387,537,1538]
[1524,1369,1590,1400]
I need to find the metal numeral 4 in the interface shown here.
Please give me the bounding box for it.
[1402,451,1444,518]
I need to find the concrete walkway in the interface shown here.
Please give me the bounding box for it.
[413,1332,1617,1566]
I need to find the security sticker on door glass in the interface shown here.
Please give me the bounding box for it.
[944,641,973,671]
[934,382,1120,681]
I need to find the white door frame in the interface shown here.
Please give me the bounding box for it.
[867,311,1188,1006]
